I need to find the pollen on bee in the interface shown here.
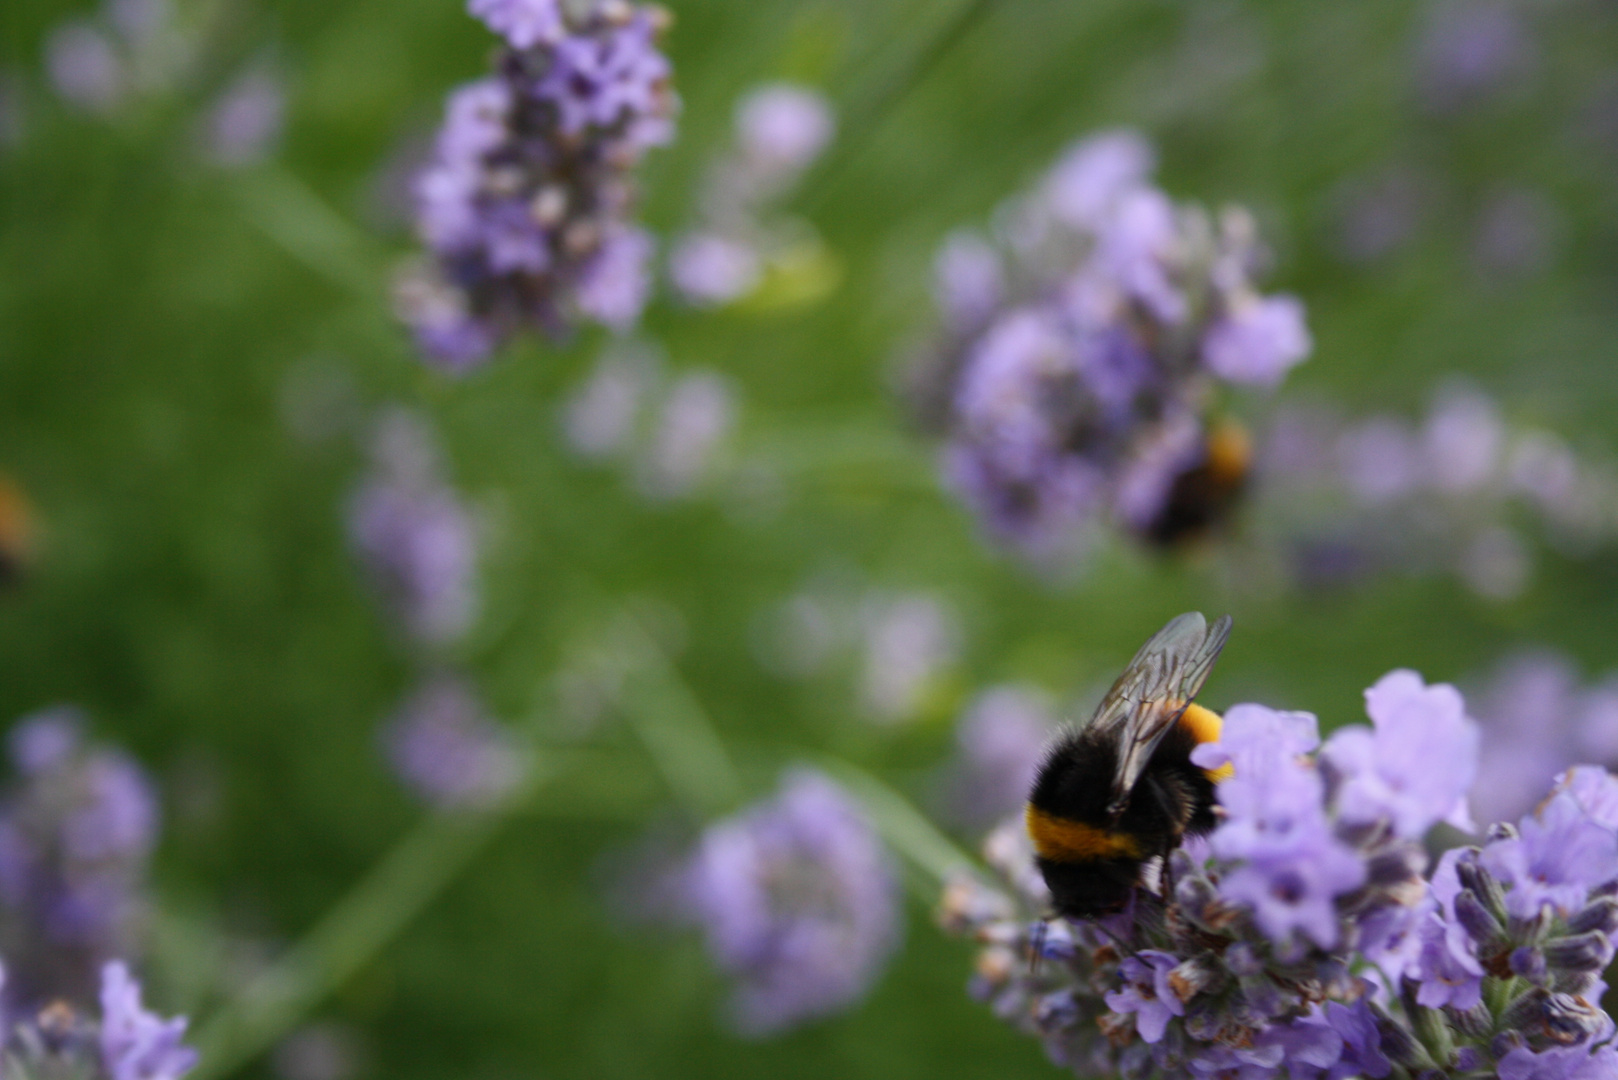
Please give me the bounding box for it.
[1179,703,1234,782]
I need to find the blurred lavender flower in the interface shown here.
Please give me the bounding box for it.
[200,63,284,168]
[857,593,960,723]
[669,82,835,307]
[940,685,1055,830]
[679,768,899,1036]
[382,676,523,811]
[560,344,737,498]
[100,960,197,1080]
[943,659,1618,1080]
[0,710,157,1008]
[398,0,677,368]
[348,409,479,648]
[1256,382,1618,600]
[1414,0,1533,113]
[0,960,195,1080]
[43,0,193,118]
[909,129,1309,560]
[1468,650,1618,827]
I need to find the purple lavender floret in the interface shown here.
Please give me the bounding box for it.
[100,961,197,1080]
[0,710,158,1007]
[399,1,676,368]
[1322,669,1480,839]
[382,676,523,811]
[680,768,899,1036]
[942,651,1618,1080]
[910,129,1311,559]
[348,410,479,648]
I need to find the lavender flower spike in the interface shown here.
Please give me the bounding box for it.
[400,0,676,367]
[99,961,198,1080]
[944,637,1618,1080]
[681,768,899,1036]
[382,676,523,811]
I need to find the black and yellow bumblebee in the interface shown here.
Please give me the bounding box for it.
[1026,612,1233,920]
[1140,420,1252,549]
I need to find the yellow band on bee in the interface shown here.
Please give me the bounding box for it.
[1025,805,1143,862]
[1179,702,1233,781]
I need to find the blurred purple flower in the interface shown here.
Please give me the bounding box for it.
[941,685,1053,829]
[1412,848,1485,1010]
[0,710,158,1006]
[1483,789,1618,919]
[201,64,284,167]
[633,368,735,498]
[383,677,522,811]
[1042,128,1154,231]
[46,22,125,115]
[400,2,675,366]
[100,961,197,1080]
[1104,950,1183,1042]
[1322,669,1479,838]
[668,232,759,306]
[1200,294,1311,388]
[1414,0,1533,113]
[932,233,1003,332]
[348,410,478,648]
[1499,1042,1618,1080]
[857,593,960,722]
[561,341,657,459]
[734,84,834,181]
[681,769,899,1036]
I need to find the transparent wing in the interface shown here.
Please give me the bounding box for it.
[1083,612,1233,820]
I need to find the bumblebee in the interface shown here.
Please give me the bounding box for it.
[1141,420,1252,549]
[1026,612,1233,920]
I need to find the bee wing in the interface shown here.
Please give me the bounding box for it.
[1085,613,1233,820]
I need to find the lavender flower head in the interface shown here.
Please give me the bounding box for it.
[910,129,1310,559]
[382,676,523,811]
[0,710,158,1008]
[940,685,1055,830]
[348,409,479,648]
[942,652,1618,1080]
[669,82,835,307]
[680,768,899,1036]
[398,0,677,369]
[0,959,196,1080]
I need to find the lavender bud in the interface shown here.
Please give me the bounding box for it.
[1509,946,1549,985]
[1366,842,1428,888]
[1416,1071,1447,1080]
[1378,1012,1426,1067]
[1567,897,1618,936]
[1181,1001,1222,1042]
[1223,942,1264,977]
[1500,988,1549,1033]
[1506,905,1554,946]
[1492,1031,1528,1059]
[1035,991,1079,1033]
[1445,1000,1493,1039]
[1454,889,1506,945]
[1453,1046,1487,1072]
[1557,971,1604,997]
[1588,879,1618,900]
[1486,821,1520,843]
[1542,931,1612,974]
[1542,992,1608,1045]
[1167,956,1224,1002]
[1455,853,1508,918]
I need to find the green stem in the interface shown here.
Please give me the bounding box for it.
[187,760,551,1080]
[812,755,984,888]
[233,167,387,297]
[612,613,743,818]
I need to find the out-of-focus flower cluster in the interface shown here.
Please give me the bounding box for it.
[752,576,961,724]
[943,669,1618,1079]
[561,341,737,499]
[672,768,900,1037]
[669,82,836,308]
[346,410,524,812]
[0,709,157,1008]
[908,129,1311,560]
[0,959,197,1080]
[1261,382,1618,599]
[1469,650,1618,829]
[44,0,193,118]
[397,0,677,369]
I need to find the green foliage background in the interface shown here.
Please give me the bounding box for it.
[5,0,1618,1077]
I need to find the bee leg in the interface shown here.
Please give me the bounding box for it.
[1027,917,1048,975]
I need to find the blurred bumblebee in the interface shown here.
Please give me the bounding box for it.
[1141,420,1252,548]
[1026,612,1233,920]
[0,474,34,587]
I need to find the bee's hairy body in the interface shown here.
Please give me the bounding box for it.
[1027,704,1222,920]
